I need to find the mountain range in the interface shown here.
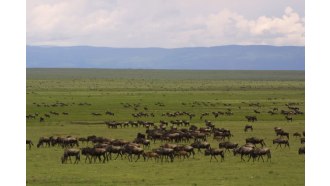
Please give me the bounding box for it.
[26,45,305,70]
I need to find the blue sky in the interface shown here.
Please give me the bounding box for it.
[27,0,305,48]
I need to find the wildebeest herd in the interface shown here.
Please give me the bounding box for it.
[27,120,305,164]
[27,101,304,164]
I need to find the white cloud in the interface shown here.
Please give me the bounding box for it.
[27,0,305,47]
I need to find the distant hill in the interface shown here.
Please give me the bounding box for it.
[26,45,305,70]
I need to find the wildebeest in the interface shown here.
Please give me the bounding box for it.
[205,148,225,162]
[250,148,271,162]
[298,146,305,155]
[81,147,107,163]
[191,141,210,152]
[233,146,254,161]
[143,151,160,162]
[300,137,305,144]
[293,132,302,138]
[174,145,195,158]
[244,125,253,132]
[246,137,266,147]
[245,116,257,122]
[105,111,115,116]
[153,147,175,162]
[39,117,45,122]
[37,137,51,148]
[273,138,290,149]
[106,145,124,160]
[26,140,34,149]
[219,141,238,152]
[61,148,80,164]
[276,130,290,139]
[124,144,144,162]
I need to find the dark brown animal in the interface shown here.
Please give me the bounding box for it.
[273,138,290,149]
[244,125,253,132]
[26,140,34,149]
[205,148,225,162]
[61,148,80,164]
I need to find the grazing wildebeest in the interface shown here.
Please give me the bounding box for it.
[250,148,271,162]
[245,116,257,122]
[293,132,302,138]
[244,125,253,132]
[219,141,238,152]
[273,138,290,149]
[44,114,50,118]
[26,140,34,149]
[233,146,254,161]
[62,112,69,115]
[61,148,80,164]
[298,146,305,155]
[246,137,266,147]
[91,112,102,116]
[254,110,260,114]
[204,148,225,162]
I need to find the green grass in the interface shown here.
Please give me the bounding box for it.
[26,69,305,186]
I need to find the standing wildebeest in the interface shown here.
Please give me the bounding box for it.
[244,125,253,132]
[298,146,305,155]
[61,148,80,164]
[245,116,257,122]
[250,148,271,162]
[205,148,225,162]
[246,137,266,147]
[273,138,290,149]
[26,140,34,149]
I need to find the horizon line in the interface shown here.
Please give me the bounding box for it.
[26,44,305,49]
[26,67,305,71]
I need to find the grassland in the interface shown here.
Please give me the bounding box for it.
[26,69,305,186]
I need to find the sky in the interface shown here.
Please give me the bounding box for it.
[27,0,305,48]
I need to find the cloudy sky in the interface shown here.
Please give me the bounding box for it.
[27,0,305,48]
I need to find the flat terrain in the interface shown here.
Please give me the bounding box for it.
[26,69,305,186]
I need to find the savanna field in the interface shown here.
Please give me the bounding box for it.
[26,69,305,186]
